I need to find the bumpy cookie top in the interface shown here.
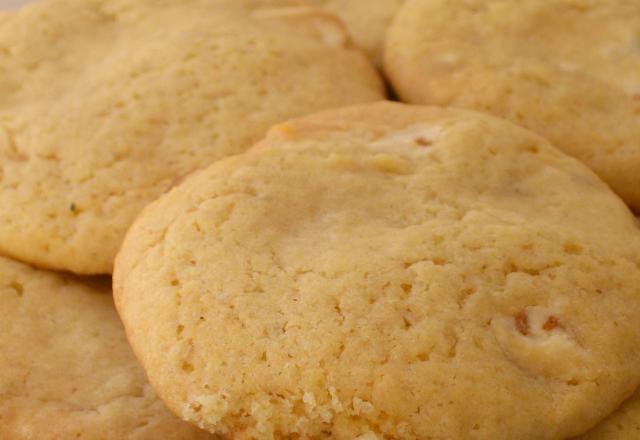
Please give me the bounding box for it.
[115,102,640,439]
[0,0,383,274]
[0,256,213,439]
[385,0,640,211]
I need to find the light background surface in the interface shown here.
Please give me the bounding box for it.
[0,0,31,10]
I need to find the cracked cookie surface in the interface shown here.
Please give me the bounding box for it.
[385,0,640,211]
[114,102,640,439]
[0,255,213,439]
[0,0,383,274]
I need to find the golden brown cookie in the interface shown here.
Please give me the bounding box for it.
[385,0,640,211]
[0,0,383,274]
[0,255,213,439]
[115,102,640,439]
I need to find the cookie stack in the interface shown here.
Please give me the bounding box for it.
[0,0,639,439]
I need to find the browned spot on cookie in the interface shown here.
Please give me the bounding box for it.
[415,137,432,147]
[542,315,562,331]
[9,280,23,296]
[181,360,194,373]
[515,310,530,335]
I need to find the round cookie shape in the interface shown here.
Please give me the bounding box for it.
[0,256,213,439]
[0,0,384,274]
[385,0,640,211]
[115,102,640,439]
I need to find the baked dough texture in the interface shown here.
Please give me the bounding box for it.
[0,0,384,274]
[0,255,213,440]
[385,0,640,211]
[115,102,640,439]
[302,0,404,66]
[578,389,640,439]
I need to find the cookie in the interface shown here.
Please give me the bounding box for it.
[0,255,213,439]
[114,102,640,439]
[385,0,640,211]
[303,0,404,66]
[578,390,640,439]
[0,0,384,274]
